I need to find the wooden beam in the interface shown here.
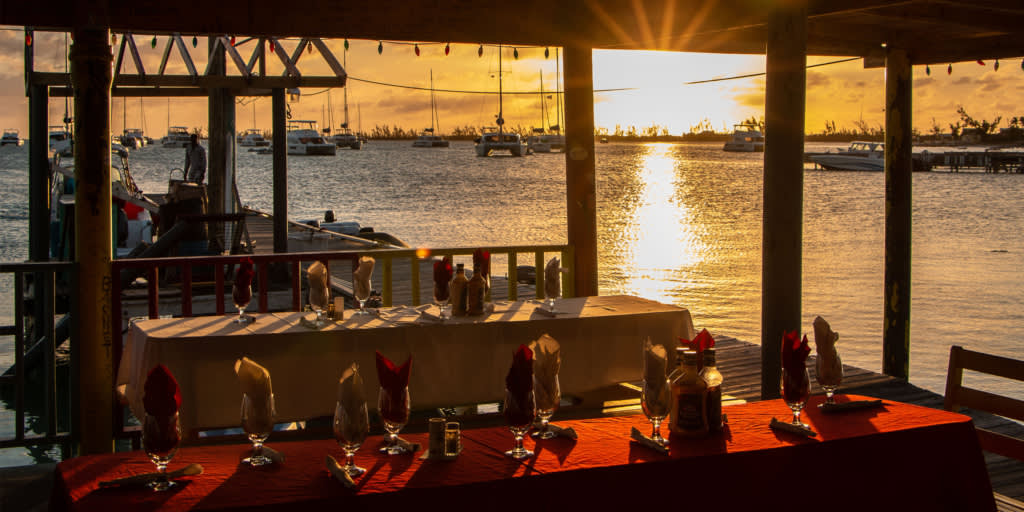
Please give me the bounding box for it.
[172,33,198,77]
[218,36,251,78]
[761,4,807,400]
[125,34,145,76]
[272,88,288,254]
[268,37,301,77]
[883,49,912,380]
[157,34,174,75]
[563,44,598,298]
[311,38,347,81]
[70,26,114,455]
[33,71,344,90]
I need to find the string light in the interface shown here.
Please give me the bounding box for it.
[478,44,483,57]
[230,35,236,46]
[947,63,952,75]
[192,35,198,48]
[976,59,985,66]
[994,59,999,71]
[444,43,450,56]
[513,47,519,59]
[269,40,275,52]
[925,65,930,76]
[378,40,383,54]
[414,43,420,56]
[344,39,349,51]
[545,47,549,59]
[151,36,157,48]
[307,41,313,54]
[111,33,117,44]
[25,33,32,47]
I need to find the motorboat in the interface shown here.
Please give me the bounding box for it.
[238,129,270,147]
[722,124,765,152]
[161,126,191,148]
[475,45,526,157]
[121,128,147,149]
[413,131,450,148]
[809,141,884,171]
[1,129,22,146]
[49,126,73,156]
[412,70,449,148]
[330,128,363,150]
[287,120,336,156]
[476,127,526,157]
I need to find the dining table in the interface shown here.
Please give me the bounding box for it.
[116,295,696,437]
[52,395,996,511]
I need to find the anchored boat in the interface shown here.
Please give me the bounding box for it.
[287,120,337,156]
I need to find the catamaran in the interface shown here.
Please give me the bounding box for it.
[413,70,450,148]
[475,45,526,157]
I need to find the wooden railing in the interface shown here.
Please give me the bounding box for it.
[0,261,76,452]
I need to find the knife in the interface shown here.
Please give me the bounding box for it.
[98,463,203,488]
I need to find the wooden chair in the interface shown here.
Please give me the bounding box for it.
[944,345,1024,461]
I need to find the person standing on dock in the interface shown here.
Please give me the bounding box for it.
[184,133,207,184]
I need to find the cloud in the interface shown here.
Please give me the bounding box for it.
[806,71,831,88]
[953,76,973,85]
[915,77,935,87]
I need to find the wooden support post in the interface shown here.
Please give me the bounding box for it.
[883,49,913,380]
[29,85,49,263]
[208,39,234,252]
[563,44,598,297]
[70,26,113,454]
[272,88,288,254]
[761,5,807,400]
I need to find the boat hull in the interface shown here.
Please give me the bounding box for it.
[413,140,450,148]
[288,144,337,156]
[476,142,526,157]
[809,155,884,171]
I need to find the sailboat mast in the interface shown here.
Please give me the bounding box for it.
[497,45,503,135]
[539,70,545,131]
[343,50,350,129]
[555,47,562,135]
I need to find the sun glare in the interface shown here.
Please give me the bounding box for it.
[623,143,703,303]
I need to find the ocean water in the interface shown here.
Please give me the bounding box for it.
[1,140,1022,466]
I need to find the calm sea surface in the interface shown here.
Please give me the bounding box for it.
[1,140,1022,465]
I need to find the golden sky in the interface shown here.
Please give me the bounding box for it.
[0,29,1021,137]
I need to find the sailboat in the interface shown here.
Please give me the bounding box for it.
[475,45,526,157]
[526,68,565,153]
[413,70,450,148]
[330,51,363,150]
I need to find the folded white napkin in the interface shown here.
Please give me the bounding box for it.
[235,356,274,433]
[307,261,329,308]
[643,338,668,393]
[544,257,566,300]
[531,334,561,411]
[325,455,357,489]
[353,256,374,299]
[813,316,842,383]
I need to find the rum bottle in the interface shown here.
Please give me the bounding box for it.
[450,263,469,316]
[700,348,723,432]
[669,350,708,437]
[467,266,486,315]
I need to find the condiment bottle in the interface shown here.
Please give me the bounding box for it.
[467,266,486,315]
[700,348,723,432]
[450,263,469,316]
[669,350,708,437]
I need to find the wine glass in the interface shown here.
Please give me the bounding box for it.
[433,283,449,321]
[355,278,372,315]
[503,387,536,460]
[531,374,560,440]
[781,366,811,428]
[641,377,671,446]
[309,285,330,327]
[333,399,369,477]
[241,392,276,466]
[232,283,252,324]
[142,413,181,491]
[377,386,410,454]
[816,350,843,407]
[545,289,559,313]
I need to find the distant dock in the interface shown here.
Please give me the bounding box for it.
[805,148,1024,173]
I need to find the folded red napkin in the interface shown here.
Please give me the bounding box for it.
[233,258,255,304]
[781,331,811,401]
[473,249,490,279]
[433,256,453,300]
[375,351,412,423]
[143,364,181,418]
[681,328,715,370]
[504,344,536,427]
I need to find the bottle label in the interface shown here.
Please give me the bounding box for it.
[706,385,722,431]
[675,391,705,431]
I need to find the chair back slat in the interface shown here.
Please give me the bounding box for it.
[944,345,1024,461]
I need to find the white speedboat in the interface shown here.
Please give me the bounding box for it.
[1,129,22,146]
[238,129,271,147]
[722,124,764,152]
[809,141,884,171]
[287,120,336,156]
[161,126,191,148]
[49,126,73,156]
[121,128,147,149]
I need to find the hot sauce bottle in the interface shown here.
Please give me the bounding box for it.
[669,350,708,438]
[700,348,723,432]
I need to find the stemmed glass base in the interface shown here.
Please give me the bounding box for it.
[648,417,668,446]
[234,307,253,324]
[545,297,557,312]
[243,432,273,466]
[434,300,448,321]
[142,413,180,492]
[341,446,366,477]
[355,299,371,316]
[379,423,408,455]
[505,425,534,460]
[818,386,839,407]
[531,409,557,439]
[146,455,176,491]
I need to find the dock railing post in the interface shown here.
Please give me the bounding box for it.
[70,26,114,454]
[883,49,913,380]
[761,4,807,400]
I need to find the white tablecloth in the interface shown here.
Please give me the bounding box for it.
[116,295,694,435]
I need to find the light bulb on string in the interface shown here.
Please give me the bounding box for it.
[378,41,383,54]
[977,59,985,66]
[192,35,198,48]
[445,43,450,56]
[545,47,549,59]
[478,44,483,57]
[513,47,519,59]
[344,39,349,51]
[925,65,930,76]
[414,43,420,56]
[151,36,157,48]
[25,33,32,47]
[111,33,117,44]
[947,63,952,75]
[269,40,275,52]
[231,36,236,46]
[994,59,999,71]
[307,41,313,54]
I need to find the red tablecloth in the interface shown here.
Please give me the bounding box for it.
[52,396,995,511]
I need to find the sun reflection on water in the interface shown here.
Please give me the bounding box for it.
[620,143,704,304]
